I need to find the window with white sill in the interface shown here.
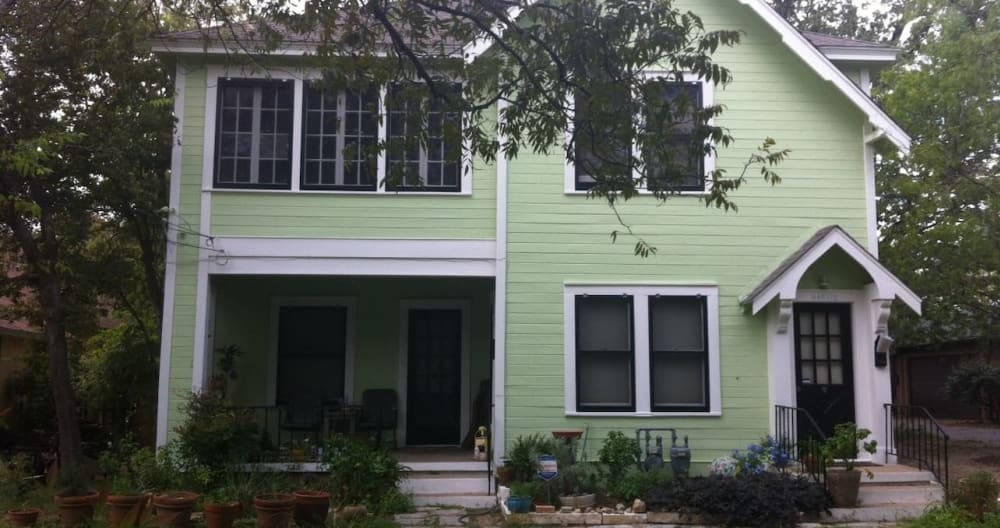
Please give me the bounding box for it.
[565,285,721,415]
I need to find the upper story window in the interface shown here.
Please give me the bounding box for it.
[386,82,463,193]
[302,83,378,191]
[570,78,710,194]
[215,79,293,189]
[211,75,468,194]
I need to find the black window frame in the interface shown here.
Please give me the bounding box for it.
[574,295,636,412]
[214,78,294,190]
[300,82,379,192]
[573,80,706,193]
[648,295,710,413]
[385,81,464,193]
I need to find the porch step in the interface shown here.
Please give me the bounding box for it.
[410,493,496,509]
[858,482,945,506]
[866,465,936,484]
[821,504,934,523]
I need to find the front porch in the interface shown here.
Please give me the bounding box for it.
[204,275,496,460]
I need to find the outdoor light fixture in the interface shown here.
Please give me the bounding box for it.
[874,334,894,368]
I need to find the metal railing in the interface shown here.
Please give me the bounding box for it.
[774,405,827,485]
[884,404,949,498]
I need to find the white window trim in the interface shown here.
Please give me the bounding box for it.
[563,71,716,197]
[563,284,722,417]
[266,296,357,406]
[203,65,473,196]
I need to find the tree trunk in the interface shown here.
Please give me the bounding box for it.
[38,273,85,469]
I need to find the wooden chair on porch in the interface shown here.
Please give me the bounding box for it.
[358,389,398,448]
[279,390,323,454]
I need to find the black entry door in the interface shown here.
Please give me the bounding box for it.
[406,308,462,445]
[794,304,854,439]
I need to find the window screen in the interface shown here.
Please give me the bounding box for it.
[649,296,709,411]
[575,295,634,411]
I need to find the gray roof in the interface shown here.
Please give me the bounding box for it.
[802,31,899,52]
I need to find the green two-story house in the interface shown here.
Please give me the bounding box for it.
[153,0,924,503]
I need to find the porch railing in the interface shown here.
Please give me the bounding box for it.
[230,405,372,463]
[774,405,827,485]
[884,403,949,498]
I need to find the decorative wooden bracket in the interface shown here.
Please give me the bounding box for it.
[776,299,794,334]
[873,299,892,334]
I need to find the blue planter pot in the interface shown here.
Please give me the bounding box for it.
[507,496,532,514]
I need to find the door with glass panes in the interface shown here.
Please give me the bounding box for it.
[794,303,854,439]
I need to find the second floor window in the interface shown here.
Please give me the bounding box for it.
[303,83,379,190]
[215,79,293,188]
[386,82,463,192]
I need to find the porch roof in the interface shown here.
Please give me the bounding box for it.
[739,225,921,315]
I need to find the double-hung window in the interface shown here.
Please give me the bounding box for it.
[570,78,708,193]
[302,83,379,190]
[386,82,464,192]
[215,79,293,188]
[565,285,720,415]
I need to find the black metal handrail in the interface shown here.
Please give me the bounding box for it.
[884,404,949,498]
[774,405,827,485]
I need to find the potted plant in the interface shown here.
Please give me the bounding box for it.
[822,422,878,507]
[506,482,534,514]
[292,490,330,527]
[2,454,41,527]
[556,463,597,509]
[54,465,102,528]
[496,460,515,487]
[152,491,200,527]
[204,486,242,528]
[99,441,153,528]
[253,494,295,528]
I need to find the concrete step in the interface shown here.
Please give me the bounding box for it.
[410,493,496,509]
[867,466,937,484]
[858,482,945,506]
[402,471,491,495]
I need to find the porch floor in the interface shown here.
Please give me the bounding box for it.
[396,447,472,464]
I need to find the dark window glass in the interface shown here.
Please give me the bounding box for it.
[276,306,347,406]
[215,80,293,188]
[576,295,635,412]
[649,296,709,411]
[300,83,378,190]
[644,81,704,191]
[386,82,463,192]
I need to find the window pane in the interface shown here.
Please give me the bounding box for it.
[652,351,706,407]
[828,313,840,335]
[277,306,347,404]
[801,362,813,384]
[829,337,842,360]
[574,90,630,189]
[815,363,830,385]
[815,339,828,360]
[800,339,813,359]
[650,296,704,352]
[216,81,292,188]
[831,362,844,385]
[643,81,703,190]
[576,296,631,351]
[386,82,462,191]
[578,351,632,408]
[799,313,813,335]
[814,313,828,335]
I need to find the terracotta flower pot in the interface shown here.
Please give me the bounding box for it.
[292,491,330,527]
[496,466,515,486]
[6,508,41,527]
[253,494,295,528]
[152,492,199,528]
[204,501,241,528]
[55,491,102,528]
[826,468,863,507]
[107,493,150,528]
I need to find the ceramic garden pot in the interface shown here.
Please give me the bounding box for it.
[253,494,295,528]
[6,508,41,527]
[506,496,532,514]
[292,491,330,527]
[55,491,102,528]
[106,493,150,528]
[204,501,242,528]
[826,468,863,507]
[152,492,199,528]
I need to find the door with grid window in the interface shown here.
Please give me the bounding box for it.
[794,304,854,439]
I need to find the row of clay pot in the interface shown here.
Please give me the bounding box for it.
[5,490,333,528]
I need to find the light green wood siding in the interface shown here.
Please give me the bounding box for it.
[503,0,871,463]
[166,64,208,435]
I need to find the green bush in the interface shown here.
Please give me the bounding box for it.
[903,506,1000,528]
[946,362,1000,423]
[174,390,259,486]
[953,471,1000,521]
[507,433,557,482]
[645,473,828,528]
[598,431,639,484]
[322,435,408,512]
[0,454,38,509]
[610,468,671,502]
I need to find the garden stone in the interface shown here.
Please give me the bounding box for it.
[632,499,646,513]
[615,503,626,512]
[560,507,574,513]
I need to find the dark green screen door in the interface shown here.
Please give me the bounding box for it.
[406,309,462,445]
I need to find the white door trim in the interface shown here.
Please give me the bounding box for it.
[397,300,472,447]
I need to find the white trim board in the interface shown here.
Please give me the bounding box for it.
[492,99,509,463]
[156,63,187,447]
[397,300,472,448]
[266,297,357,406]
[562,284,722,416]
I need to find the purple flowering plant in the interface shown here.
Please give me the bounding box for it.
[732,436,792,475]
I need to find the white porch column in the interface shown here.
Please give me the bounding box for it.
[767,299,796,434]
[867,285,895,462]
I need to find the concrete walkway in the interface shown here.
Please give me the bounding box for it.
[394,506,503,527]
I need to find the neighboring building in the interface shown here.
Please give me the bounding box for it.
[152,0,922,479]
[893,340,1000,420]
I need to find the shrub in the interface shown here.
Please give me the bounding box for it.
[174,390,259,485]
[610,468,671,502]
[507,434,557,482]
[902,506,1000,528]
[953,471,1000,521]
[322,435,408,512]
[597,431,638,484]
[0,454,38,509]
[645,473,828,528]
[732,436,792,475]
[946,362,1000,423]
